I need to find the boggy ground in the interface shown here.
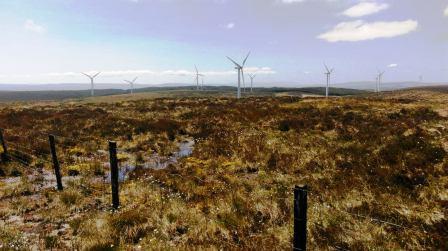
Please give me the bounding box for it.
[0,94,447,250]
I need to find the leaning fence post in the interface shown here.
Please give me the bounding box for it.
[109,141,120,210]
[293,185,308,251]
[0,129,8,162]
[49,135,63,191]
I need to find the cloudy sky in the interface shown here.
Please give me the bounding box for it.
[0,0,447,86]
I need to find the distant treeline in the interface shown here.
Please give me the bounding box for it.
[0,86,369,102]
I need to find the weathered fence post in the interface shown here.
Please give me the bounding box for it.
[49,135,63,191]
[0,129,8,162]
[293,185,308,251]
[109,141,120,210]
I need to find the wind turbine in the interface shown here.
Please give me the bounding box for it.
[377,70,385,93]
[375,75,379,93]
[201,76,205,90]
[226,51,250,99]
[124,77,138,94]
[324,64,334,98]
[248,74,256,93]
[194,65,204,91]
[82,72,101,97]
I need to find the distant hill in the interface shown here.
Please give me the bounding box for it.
[0,86,369,102]
[0,89,127,102]
[1,81,446,92]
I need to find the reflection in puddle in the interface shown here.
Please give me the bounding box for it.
[107,139,194,182]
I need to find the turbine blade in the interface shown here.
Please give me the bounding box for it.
[133,77,138,83]
[226,56,241,68]
[242,51,251,66]
[93,72,101,78]
[195,65,198,74]
[324,63,330,73]
[241,68,246,85]
[81,72,91,78]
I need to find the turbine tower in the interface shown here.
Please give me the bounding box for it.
[226,51,250,99]
[82,72,101,97]
[324,64,334,98]
[201,76,205,90]
[194,65,204,91]
[248,74,256,93]
[375,75,379,93]
[124,77,138,94]
[377,70,385,93]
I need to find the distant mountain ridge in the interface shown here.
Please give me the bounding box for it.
[0,81,446,91]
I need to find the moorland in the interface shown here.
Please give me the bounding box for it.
[0,87,447,250]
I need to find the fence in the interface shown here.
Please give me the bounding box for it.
[0,127,406,250]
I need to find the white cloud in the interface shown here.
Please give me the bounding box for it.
[342,2,389,18]
[388,63,398,68]
[280,0,306,3]
[24,19,46,34]
[318,19,418,42]
[444,6,448,16]
[34,67,276,78]
[225,22,235,29]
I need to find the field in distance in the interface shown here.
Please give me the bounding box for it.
[0,87,447,250]
[0,86,368,102]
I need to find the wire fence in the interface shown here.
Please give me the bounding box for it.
[0,127,408,250]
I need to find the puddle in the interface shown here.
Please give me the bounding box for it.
[107,139,194,182]
[1,139,194,186]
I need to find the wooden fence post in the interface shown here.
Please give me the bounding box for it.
[293,185,308,251]
[0,129,8,162]
[109,141,120,210]
[49,135,63,191]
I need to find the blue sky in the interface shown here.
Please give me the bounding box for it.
[0,0,447,86]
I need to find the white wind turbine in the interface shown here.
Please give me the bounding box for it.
[194,65,204,91]
[248,74,256,93]
[124,77,138,94]
[375,75,379,93]
[82,72,101,97]
[324,64,334,98]
[227,51,250,99]
[201,76,205,90]
[377,70,385,93]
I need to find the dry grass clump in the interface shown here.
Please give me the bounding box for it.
[59,189,82,207]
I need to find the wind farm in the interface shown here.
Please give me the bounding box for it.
[0,0,447,250]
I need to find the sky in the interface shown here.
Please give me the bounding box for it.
[0,0,447,87]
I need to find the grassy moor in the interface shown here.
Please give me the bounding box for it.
[0,89,447,250]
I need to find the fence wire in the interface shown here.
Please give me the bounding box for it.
[0,127,408,249]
